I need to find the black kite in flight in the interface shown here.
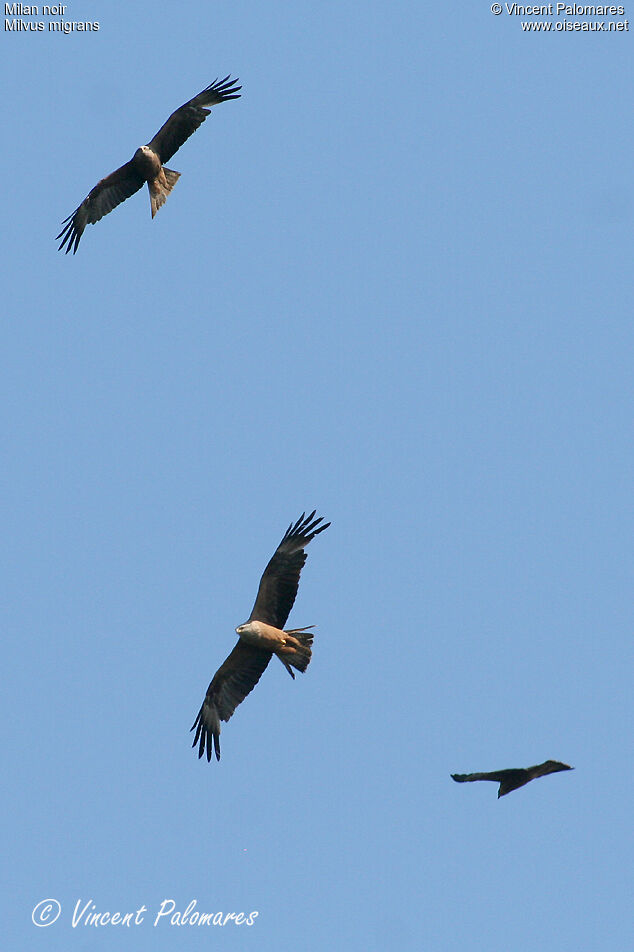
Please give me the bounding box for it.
[191,512,330,762]
[451,760,573,798]
[57,76,241,253]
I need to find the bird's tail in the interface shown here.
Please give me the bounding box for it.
[149,167,181,218]
[277,627,314,677]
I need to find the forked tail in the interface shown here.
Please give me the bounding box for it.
[277,626,314,677]
[149,167,181,218]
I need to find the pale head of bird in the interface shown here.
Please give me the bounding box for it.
[132,145,160,175]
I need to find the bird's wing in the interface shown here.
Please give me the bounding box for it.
[191,640,272,762]
[248,512,330,629]
[451,771,503,784]
[146,76,241,165]
[528,760,573,779]
[57,161,145,254]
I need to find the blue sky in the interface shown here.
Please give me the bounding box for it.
[2,3,632,950]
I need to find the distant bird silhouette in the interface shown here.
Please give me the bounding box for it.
[451,760,573,798]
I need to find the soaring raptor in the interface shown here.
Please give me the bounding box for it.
[451,760,573,798]
[57,76,241,253]
[192,512,330,762]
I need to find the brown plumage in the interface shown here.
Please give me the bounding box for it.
[191,512,330,762]
[57,76,241,253]
[451,760,574,798]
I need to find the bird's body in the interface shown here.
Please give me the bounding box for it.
[236,619,313,657]
[191,512,329,762]
[451,760,573,798]
[130,145,179,218]
[57,76,241,253]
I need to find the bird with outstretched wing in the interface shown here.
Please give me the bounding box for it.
[191,512,330,762]
[57,76,241,253]
[451,760,573,798]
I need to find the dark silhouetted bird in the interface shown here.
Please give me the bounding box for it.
[451,760,573,798]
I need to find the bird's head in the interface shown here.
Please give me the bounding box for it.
[133,145,153,161]
[236,621,261,641]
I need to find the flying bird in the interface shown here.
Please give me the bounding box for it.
[451,760,574,798]
[57,75,241,253]
[191,511,330,762]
